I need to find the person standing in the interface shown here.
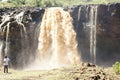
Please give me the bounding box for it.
[3,56,10,73]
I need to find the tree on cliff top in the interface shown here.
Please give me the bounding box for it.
[10,0,26,6]
[8,0,62,7]
[0,0,120,8]
[34,0,62,7]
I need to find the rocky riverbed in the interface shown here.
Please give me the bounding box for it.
[0,63,119,80]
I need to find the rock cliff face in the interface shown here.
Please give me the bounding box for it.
[0,7,45,68]
[67,3,120,66]
[0,3,120,68]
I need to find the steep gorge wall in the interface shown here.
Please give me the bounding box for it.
[0,7,45,68]
[0,3,120,68]
[67,3,120,66]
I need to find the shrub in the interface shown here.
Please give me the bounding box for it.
[113,62,120,74]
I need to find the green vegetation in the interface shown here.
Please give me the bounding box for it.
[0,0,120,8]
[113,62,120,74]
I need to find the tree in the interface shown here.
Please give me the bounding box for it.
[10,0,26,6]
[20,0,26,5]
[35,0,42,7]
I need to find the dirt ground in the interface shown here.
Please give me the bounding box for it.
[0,63,119,80]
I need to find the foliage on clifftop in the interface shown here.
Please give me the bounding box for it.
[0,0,120,8]
[113,62,120,74]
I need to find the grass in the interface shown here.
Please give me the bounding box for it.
[0,2,15,8]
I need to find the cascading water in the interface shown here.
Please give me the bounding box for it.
[30,7,80,70]
[0,15,10,65]
[0,4,119,68]
[89,6,98,64]
[78,7,82,21]
[0,12,31,67]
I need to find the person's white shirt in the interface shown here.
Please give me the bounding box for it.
[4,58,10,66]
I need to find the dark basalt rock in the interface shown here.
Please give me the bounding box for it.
[0,3,120,68]
[0,7,45,68]
[67,3,120,66]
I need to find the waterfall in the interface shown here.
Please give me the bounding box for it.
[89,6,98,64]
[31,7,80,70]
[5,22,10,56]
[0,15,10,65]
[0,12,30,67]
[14,12,31,68]
[78,7,82,21]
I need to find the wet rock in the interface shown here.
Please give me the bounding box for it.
[75,77,79,80]
[91,75,101,80]
[0,3,120,68]
[68,3,120,66]
[86,63,96,67]
[0,7,45,68]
